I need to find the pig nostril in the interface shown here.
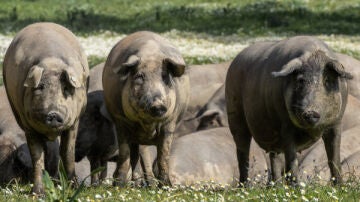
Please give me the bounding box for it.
[46,112,64,127]
[303,111,320,125]
[149,105,167,117]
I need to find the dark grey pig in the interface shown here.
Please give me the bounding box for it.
[3,22,89,194]
[226,36,352,185]
[102,31,190,186]
[76,63,117,185]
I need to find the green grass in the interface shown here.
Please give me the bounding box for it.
[0,0,360,36]
[1,180,360,201]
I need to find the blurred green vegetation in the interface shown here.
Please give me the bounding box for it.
[0,0,359,36]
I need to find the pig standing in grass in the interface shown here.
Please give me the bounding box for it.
[226,36,352,185]
[102,31,189,186]
[3,22,89,194]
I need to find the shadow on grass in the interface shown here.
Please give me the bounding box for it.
[0,1,359,36]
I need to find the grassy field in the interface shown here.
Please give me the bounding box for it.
[1,0,360,201]
[1,177,360,201]
[0,0,360,36]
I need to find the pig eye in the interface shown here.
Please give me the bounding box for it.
[296,75,305,84]
[324,75,338,91]
[162,72,172,86]
[133,73,144,85]
[33,83,45,95]
[295,74,306,90]
[63,84,75,97]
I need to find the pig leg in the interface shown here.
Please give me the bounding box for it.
[282,127,298,185]
[228,111,251,186]
[112,124,131,186]
[157,125,175,186]
[60,121,78,184]
[322,126,342,184]
[132,157,145,186]
[89,157,101,185]
[269,152,283,184]
[139,145,156,186]
[130,143,140,184]
[45,139,60,178]
[26,133,45,195]
[99,159,108,182]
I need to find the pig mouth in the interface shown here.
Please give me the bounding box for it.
[29,109,70,131]
[291,107,321,129]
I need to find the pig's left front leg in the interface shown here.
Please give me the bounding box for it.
[157,123,175,186]
[60,121,78,183]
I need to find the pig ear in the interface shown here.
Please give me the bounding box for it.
[272,58,303,77]
[198,109,220,121]
[326,61,353,80]
[197,109,224,130]
[164,57,186,77]
[113,55,140,75]
[24,65,44,88]
[64,69,82,88]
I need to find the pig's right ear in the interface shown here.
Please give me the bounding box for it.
[272,58,302,77]
[113,55,140,77]
[24,65,44,88]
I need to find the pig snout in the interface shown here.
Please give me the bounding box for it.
[149,105,167,117]
[302,110,320,125]
[140,92,168,118]
[45,111,64,127]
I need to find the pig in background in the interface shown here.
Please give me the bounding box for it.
[75,63,117,185]
[3,22,89,194]
[0,86,59,184]
[76,127,269,187]
[175,62,230,135]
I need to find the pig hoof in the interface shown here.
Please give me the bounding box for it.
[285,176,298,187]
[157,176,171,188]
[91,181,101,187]
[31,185,45,196]
[113,180,127,187]
[330,177,343,186]
[133,178,146,187]
[147,179,159,188]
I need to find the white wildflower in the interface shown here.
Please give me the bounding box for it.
[299,182,306,188]
[95,194,102,199]
[301,196,309,202]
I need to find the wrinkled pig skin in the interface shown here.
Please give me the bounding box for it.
[102,31,189,186]
[3,22,89,194]
[226,36,352,185]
